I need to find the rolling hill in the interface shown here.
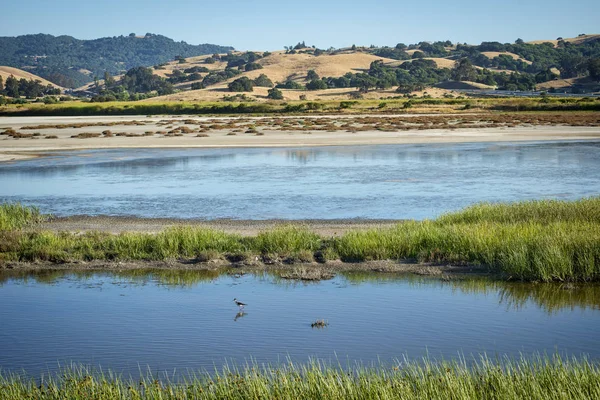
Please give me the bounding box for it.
[0,33,234,88]
[0,66,63,89]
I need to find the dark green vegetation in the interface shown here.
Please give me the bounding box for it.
[0,75,60,100]
[1,356,599,399]
[91,67,175,102]
[0,34,233,88]
[2,199,599,282]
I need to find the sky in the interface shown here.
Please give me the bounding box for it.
[3,0,599,50]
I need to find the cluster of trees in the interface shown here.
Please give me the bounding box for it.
[455,38,600,78]
[0,33,234,88]
[0,75,61,98]
[358,37,600,85]
[227,74,274,92]
[166,66,210,84]
[90,67,173,102]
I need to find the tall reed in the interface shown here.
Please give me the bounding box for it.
[1,355,598,399]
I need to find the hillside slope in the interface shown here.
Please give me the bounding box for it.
[0,34,233,88]
[0,66,63,89]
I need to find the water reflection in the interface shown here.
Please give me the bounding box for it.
[2,269,599,314]
[2,268,599,379]
[234,311,247,321]
[1,142,598,219]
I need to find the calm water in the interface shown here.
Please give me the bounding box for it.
[1,270,599,378]
[1,141,599,219]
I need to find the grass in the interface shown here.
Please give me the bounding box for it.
[2,199,600,282]
[1,355,599,399]
[0,203,45,231]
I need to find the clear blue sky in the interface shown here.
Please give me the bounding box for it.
[3,0,599,50]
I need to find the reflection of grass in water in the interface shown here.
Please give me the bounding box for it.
[1,355,599,399]
[341,272,600,314]
[0,269,222,288]
[453,279,600,314]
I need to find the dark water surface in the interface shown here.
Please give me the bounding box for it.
[1,270,599,378]
[1,141,599,219]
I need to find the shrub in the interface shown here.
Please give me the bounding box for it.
[228,77,254,92]
[267,88,284,100]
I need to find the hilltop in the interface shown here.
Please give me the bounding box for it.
[0,33,234,88]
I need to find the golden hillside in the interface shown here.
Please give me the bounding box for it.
[0,66,64,89]
[527,34,600,47]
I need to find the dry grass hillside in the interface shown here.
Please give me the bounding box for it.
[527,34,600,47]
[0,66,63,89]
[481,52,533,65]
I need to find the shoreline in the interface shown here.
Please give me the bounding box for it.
[1,114,600,162]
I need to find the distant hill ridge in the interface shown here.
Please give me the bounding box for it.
[0,33,234,88]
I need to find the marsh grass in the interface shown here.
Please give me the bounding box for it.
[436,197,600,224]
[0,203,45,231]
[2,199,600,281]
[1,355,599,399]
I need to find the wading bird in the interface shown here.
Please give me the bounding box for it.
[233,298,247,309]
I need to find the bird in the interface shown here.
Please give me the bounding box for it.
[233,298,247,309]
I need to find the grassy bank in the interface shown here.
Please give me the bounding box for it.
[1,356,599,399]
[1,198,599,282]
[0,203,45,231]
[1,97,599,116]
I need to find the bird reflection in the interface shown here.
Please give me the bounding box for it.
[234,311,247,321]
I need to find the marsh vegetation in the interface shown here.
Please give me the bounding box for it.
[2,198,599,282]
[1,356,599,400]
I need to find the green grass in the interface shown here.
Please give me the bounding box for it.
[2,198,600,282]
[0,203,45,231]
[436,197,600,224]
[1,356,599,399]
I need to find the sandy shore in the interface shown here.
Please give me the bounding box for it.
[1,115,599,162]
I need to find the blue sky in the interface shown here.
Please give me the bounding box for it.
[3,0,599,50]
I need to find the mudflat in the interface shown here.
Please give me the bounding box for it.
[1,114,599,162]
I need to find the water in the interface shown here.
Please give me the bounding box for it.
[1,141,599,219]
[1,270,599,378]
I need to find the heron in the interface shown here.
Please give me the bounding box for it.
[233,298,247,309]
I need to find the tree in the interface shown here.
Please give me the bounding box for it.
[245,62,263,71]
[306,79,327,90]
[267,87,283,100]
[452,58,477,81]
[559,54,586,78]
[306,70,320,81]
[254,74,274,87]
[228,77,254,92]
[103,71,116,88]
[4,75,19,97]
[411,51,425,59]
[0,75,3,93]
[588,58,600,81]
